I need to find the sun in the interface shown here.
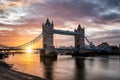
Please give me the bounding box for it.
[26,47,33,53]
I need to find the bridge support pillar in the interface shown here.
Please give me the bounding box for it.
[74,25,85,53]
[42,19,57,57]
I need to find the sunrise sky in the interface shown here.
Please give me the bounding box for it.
[0,0,120,47]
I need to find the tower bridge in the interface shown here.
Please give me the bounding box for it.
[42,19,85,57]
[0,19,95,57]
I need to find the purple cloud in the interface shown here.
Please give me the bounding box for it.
[0,0,120,46]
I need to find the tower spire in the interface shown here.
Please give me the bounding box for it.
[78,24,81,29]
[46,18,50,24]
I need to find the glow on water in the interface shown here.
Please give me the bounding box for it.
[5,53,120,80]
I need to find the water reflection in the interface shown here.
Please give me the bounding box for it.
[74,58,85,80]
[40,57,57,80]
[5,52,120,80]
[99,57,109,69]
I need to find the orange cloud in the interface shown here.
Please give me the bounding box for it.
[0,0,120,47]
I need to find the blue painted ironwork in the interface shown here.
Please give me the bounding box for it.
[53,29,80,35]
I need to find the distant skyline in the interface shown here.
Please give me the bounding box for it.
[0,0,120,47]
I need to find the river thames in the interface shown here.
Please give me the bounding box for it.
[5,52,120,80]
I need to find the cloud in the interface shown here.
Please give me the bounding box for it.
[0,0,120,46]
[0,0,24,10]
[0,27,13,31]
[88,29,120,45]
[1,0,119,25]
[103,0,120,8]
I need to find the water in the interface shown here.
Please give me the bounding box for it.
[5,53,120,80]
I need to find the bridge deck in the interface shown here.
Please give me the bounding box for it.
[53,29,80,35]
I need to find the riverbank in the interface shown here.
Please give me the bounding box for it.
[0,61,46,80]
[71,51,120,57]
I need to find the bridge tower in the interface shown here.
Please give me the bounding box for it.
[42,19,56,56]
[74,24,85,53]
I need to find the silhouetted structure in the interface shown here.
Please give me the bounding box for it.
[42,19,85,57]
[98,42,119,53]
[42,18,55,56]
[74,24,85,53]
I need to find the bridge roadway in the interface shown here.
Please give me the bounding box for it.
[0,29,80,50]
[0,48,77,51]
[0,48,43,51]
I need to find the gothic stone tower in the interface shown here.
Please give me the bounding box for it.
[74,24,85,53]
[42,19,55,55]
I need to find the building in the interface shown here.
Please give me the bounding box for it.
[98,42,119,53]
